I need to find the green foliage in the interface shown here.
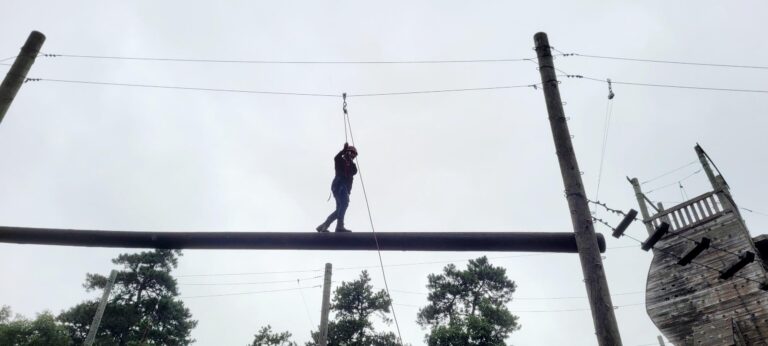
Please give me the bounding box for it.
[306,271,405,346]
[0,307,71,346]
[58,249,197,346]
[417,256,520,346]
[250,325,297,346]
[0,306,11,323]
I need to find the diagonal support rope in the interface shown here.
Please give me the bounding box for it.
[297,277,316,329]
[342,96,404,344]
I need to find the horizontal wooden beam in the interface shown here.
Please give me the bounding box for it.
[0,226,605,253]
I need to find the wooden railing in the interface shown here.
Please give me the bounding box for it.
[646,191,730,232]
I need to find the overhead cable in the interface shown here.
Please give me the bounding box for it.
[181,285,321,299]
[576,75,768,94]
[393,302,645,312]
[176,248,635,278]
[563,52,768,70]
[641,161,698,185]
[41,53,536,65]
[389,288,644,300]
[644,169,702,194]
[741,207,768,217]
[25,77,540,98]
[26,78,339,97]
[510,303,644,313]
[348,84,539,97]
[178,275,322,286]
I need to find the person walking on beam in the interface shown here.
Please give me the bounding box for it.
[317,143,358,232]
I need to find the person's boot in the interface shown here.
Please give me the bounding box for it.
[335,221,351,232]
[316,222,330,233]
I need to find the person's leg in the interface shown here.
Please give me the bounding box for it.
[318,177,343,232]
[316,210,337,232]
[335,190,351,232]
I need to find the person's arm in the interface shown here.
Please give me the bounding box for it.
[334,143,348,163]
[335,143,349,160]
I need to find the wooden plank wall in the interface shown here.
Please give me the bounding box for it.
[645,192,768,345]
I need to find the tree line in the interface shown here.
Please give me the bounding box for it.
[1,250,520,345]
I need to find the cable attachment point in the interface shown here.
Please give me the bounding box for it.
[607,78,615,99]
[342,93,348,115]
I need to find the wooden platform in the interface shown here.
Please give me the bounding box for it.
[644,191,768,345]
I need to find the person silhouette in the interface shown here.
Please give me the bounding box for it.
[317,143,357,232]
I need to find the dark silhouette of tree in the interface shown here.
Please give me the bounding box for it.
[417,256,519,346]
[307,271,405,346]
[59,249,197,345]
[250,325,297,346]
[0,307,70,346]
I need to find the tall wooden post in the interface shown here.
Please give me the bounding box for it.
[630,177,655,235]
[84,270,118,346]
[534,32,623,346]
[695,145,737,212]
[0,31,45,124]
[694,144,719,190]
[657,335,666,345]
[318,263,332,346]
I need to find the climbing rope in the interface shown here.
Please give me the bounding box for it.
[342,93,349,143]
[594,79,615,207]
[342,95,404,344]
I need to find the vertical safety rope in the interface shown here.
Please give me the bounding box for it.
[342,94,404,344]
[342,93,349,143]
[594,79,615,201]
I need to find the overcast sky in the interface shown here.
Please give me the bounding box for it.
[1,1,767,345]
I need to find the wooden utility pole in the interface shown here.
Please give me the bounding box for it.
[0,31,45,124]
[534,32,623,346]
[657,335,666,345]
[319,263,332,346]
[84,270,118,346]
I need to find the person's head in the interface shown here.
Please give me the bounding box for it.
[345,146,358,159]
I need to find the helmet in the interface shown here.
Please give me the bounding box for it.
[346,146,358,156]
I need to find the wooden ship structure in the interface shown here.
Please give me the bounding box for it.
[629,145,768,345]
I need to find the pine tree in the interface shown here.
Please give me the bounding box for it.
[417,256,519,346]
